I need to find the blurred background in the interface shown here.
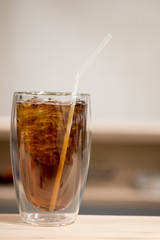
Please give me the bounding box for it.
[1,0,160,215]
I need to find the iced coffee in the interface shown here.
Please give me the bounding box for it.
[17,97,87,211]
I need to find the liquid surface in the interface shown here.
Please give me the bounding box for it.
[17,98,87,211]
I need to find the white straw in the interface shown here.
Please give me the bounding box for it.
[50,33,112,210]
[72,33,112,96]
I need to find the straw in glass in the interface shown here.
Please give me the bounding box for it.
[49,33,112,211]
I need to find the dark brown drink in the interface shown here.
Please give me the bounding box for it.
[17,97,87,211]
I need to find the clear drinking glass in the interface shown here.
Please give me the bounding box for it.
[10,92,91,226]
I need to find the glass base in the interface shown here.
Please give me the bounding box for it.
[21,212,76,226]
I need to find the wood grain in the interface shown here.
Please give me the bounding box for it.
[1,214,160,239]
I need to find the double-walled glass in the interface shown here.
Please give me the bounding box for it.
[10,92,91,226]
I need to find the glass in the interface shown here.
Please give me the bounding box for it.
[10,92,91,226]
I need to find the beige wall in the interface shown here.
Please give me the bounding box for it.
[0,0,160,121]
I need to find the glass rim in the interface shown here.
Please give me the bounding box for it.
[14,91,90,97]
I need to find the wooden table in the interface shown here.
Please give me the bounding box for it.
[1,214,160,239]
